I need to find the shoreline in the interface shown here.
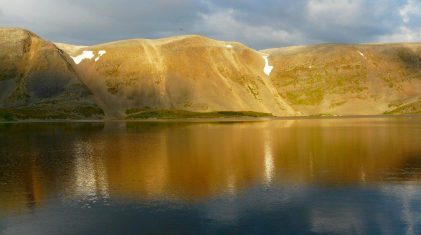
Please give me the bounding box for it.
[0,114,420,124]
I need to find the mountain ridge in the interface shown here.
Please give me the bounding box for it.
[0,27,420,120]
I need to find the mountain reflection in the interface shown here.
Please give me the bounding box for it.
[0,118,420,214]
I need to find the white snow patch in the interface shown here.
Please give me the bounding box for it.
[71,51,95,64]
[94,50,107,62]
[226,44,233,48]
[98,50,106,56]
[357,50,367,60]
[262,54,273,76]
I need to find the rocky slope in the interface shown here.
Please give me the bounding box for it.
[264,44,421,115]
[57,36,295,118]
[0,28,103,120]
[0,27,420,120]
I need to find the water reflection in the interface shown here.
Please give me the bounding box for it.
[264,130,274,186]
[0,119,420,203]
[0,117,420,234]
[72,140,109,205]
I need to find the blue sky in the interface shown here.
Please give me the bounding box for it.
[0,0,420,49]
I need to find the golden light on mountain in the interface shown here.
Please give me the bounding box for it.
[0,28,420,120]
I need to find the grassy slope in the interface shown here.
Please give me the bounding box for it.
[125,109,271,119]
[265,43,421,115]
[384,99,421,114]
[0,105,104,121]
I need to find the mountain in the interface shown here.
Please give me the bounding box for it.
[0,28,420,120]
[0,28,103,120]
[56,35,295,118]
[264,44,421,115]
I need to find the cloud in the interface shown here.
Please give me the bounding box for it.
[381,26,421,42]
[307,0,362,25]
[0,0,419,49]
[380,0,421,42]
[195,0,407,48]
[399,0,421,23]
[303,0,402,43]
[0,0,208,44]
[194,8,305,49]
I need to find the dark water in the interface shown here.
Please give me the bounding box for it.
[0,117,421,234]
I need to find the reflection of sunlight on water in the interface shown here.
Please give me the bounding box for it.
[226,174,236,196]
[280,120,295,128]
[360,166,366,183]
[381,184,418,235]
[73,141,109,206]
[264,131,274,186]
[400,185,416,235]
[309,153,314,180]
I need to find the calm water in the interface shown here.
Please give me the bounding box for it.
[0,117,421,234]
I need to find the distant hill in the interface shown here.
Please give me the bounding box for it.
[264,44,421,115]
[0,28,420,120]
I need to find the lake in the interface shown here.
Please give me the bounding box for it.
[0,117,421,234]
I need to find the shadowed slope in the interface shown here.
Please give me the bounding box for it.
[0,28,103,120]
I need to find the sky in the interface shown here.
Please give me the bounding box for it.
[0,0,420,49]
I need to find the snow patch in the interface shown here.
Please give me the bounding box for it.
[71,51,95,64]
[357,50,367,60]
[226,44,233,48]
[98,50,106,56]
[71,50,107,64]
[94,50,107,62]
[262,54,273,76]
